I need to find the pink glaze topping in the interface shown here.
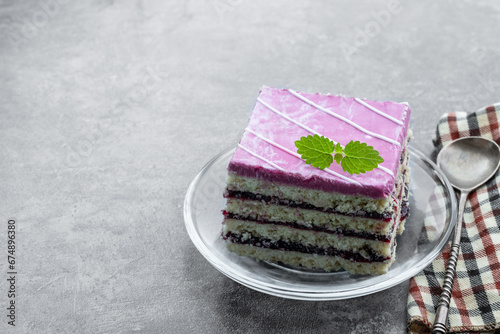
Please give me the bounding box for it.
[228,86,411,198]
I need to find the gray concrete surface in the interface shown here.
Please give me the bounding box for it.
[1,0,500,333]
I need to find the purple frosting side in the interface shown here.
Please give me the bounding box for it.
[228,86,411,198]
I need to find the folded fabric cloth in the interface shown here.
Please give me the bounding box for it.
[407,104,500,334]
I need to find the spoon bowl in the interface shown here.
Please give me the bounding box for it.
[437,137,500,191]
[432,136,500,334]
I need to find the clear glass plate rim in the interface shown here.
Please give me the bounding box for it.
[184,145,457,300]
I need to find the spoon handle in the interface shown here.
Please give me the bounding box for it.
[432,191,468,334]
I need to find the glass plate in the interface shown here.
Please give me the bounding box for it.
[184,146,457,300]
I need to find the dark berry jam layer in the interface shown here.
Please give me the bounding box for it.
[225,190,393,221]
[400,201,409,221]
[223,212,393,243]
[400,186,410,221]
[223,232,391,263]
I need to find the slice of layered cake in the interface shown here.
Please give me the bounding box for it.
[222,86,411,276]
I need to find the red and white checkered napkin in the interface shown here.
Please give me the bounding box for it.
[407,104,500,334]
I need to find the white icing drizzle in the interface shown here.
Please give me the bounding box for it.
[245,128,362,185]
[400,102,409,122]
[245,128,299,158]
[237,144,285,172]
[288,89,400,147]
[354,98,404,126]
[257,97,394,177]
[256,97,322,137]
[377,165,393,175]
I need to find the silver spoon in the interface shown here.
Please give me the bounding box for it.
[432,137,500,334]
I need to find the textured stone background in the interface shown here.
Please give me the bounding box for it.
[1,0,500,333]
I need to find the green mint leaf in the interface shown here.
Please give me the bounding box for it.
[340,140,384,174]
[334,143,343,154]
[334,153,343,165]
[295,135,334,170]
